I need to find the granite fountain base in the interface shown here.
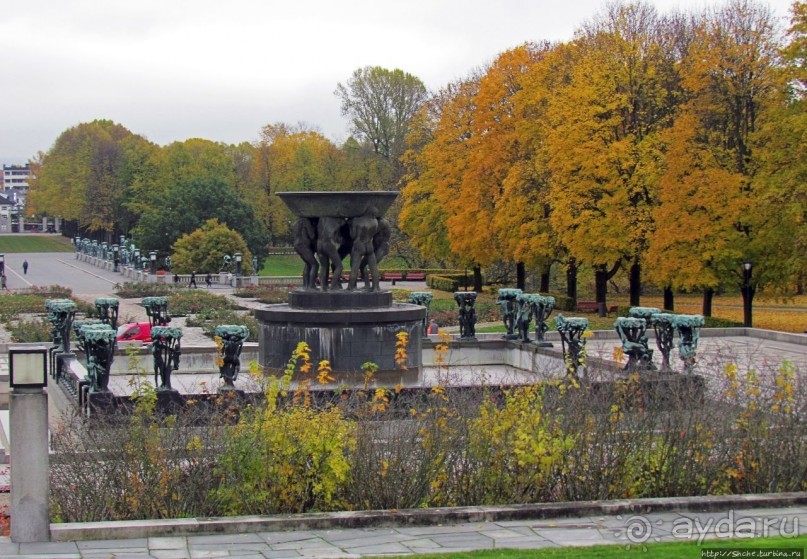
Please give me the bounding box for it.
[255,290,427,384]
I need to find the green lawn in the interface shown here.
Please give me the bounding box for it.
[0,234,73,253]
[374,534,807,558]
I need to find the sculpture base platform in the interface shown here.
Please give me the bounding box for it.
[256,299,426,383]
[290,289,392,309]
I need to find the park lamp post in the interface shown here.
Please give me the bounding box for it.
[235,252,242,277]
[742,261,754,328]
[8,345,50,542]
[133,249,140,269]
[112,244,119,272]
[150,251,157,275]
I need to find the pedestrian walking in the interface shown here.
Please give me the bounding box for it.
[1,274,7,290]
[427,319,439,335]
[22,260,28,275]
[205,272,212,288]
[189,271,197,288]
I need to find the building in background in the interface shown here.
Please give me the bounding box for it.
[1,164,32,190]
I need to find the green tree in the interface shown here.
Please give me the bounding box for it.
[171,219,253,275]
[132,177,269,260]
[335,66,428,163]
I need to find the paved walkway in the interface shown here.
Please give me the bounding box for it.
[0,505,805,557]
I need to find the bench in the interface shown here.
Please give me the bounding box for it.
[406,273,426,281]
[576,301,618,314]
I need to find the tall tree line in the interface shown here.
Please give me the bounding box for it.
[400,0,806,315]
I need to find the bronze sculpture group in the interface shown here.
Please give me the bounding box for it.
[293,211,391,292]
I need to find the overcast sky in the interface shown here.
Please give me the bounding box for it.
[0,0,796,162]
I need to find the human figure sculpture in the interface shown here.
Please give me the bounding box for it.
[164,256,171,271]
[142,296,171,327]
[359,217,391,288]
[317,217,346,290]
[615,317,655,371]
[650,313,675,370]
[221,254,232,273]
[46,299,78,353]
[215,325,250,391]
[72,320,103,356]
[531,294,555,345]
[95,297,120,330]
[78,324,116,393]
[251,256,258,275]
[515,294,534,343]
[497,288,522,340]
[152,326,182,391]
[672,314,704,374]
[556,314,589,377]
[454,291,477,340]
[408,291,433,333]
[292,217,319,289]
[348,209,379,291]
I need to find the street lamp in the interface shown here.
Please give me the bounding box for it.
[742,261,754,328]
[9,345,48,389]
[8,344,50,542]
[149,251,157,275]
[235,252,242,277]
[112,244,119,272]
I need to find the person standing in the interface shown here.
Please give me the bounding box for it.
[189,271,197,288]
[205,272,212,288]
[22,260,28,275]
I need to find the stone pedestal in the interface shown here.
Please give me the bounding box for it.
[256,290,426,385]
[10,390,49,542]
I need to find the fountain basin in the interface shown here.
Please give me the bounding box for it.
[277,191,398,218]
[256,302,426,381]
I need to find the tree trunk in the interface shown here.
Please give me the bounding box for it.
[663,286,674,311]
[566,259,577,309]
[629,260,641,307]
[595,261,621,317]
[595,267,608,317]
[473,266,483,293]
[516,262,525,291]
[540,262,551,293]
[702,287,714,317]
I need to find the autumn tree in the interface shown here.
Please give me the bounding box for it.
[400,76,481,271]
[647,0,781,322]
[753,1,807,293]
[251,123,347,243]
[28,120,156,240]
[544,2,678,314]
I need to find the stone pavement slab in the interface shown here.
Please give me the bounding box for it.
[0,504,806,557]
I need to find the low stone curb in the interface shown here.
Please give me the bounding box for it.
[50,491,807,542]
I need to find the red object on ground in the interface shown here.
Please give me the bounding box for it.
[116,322,152,342]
